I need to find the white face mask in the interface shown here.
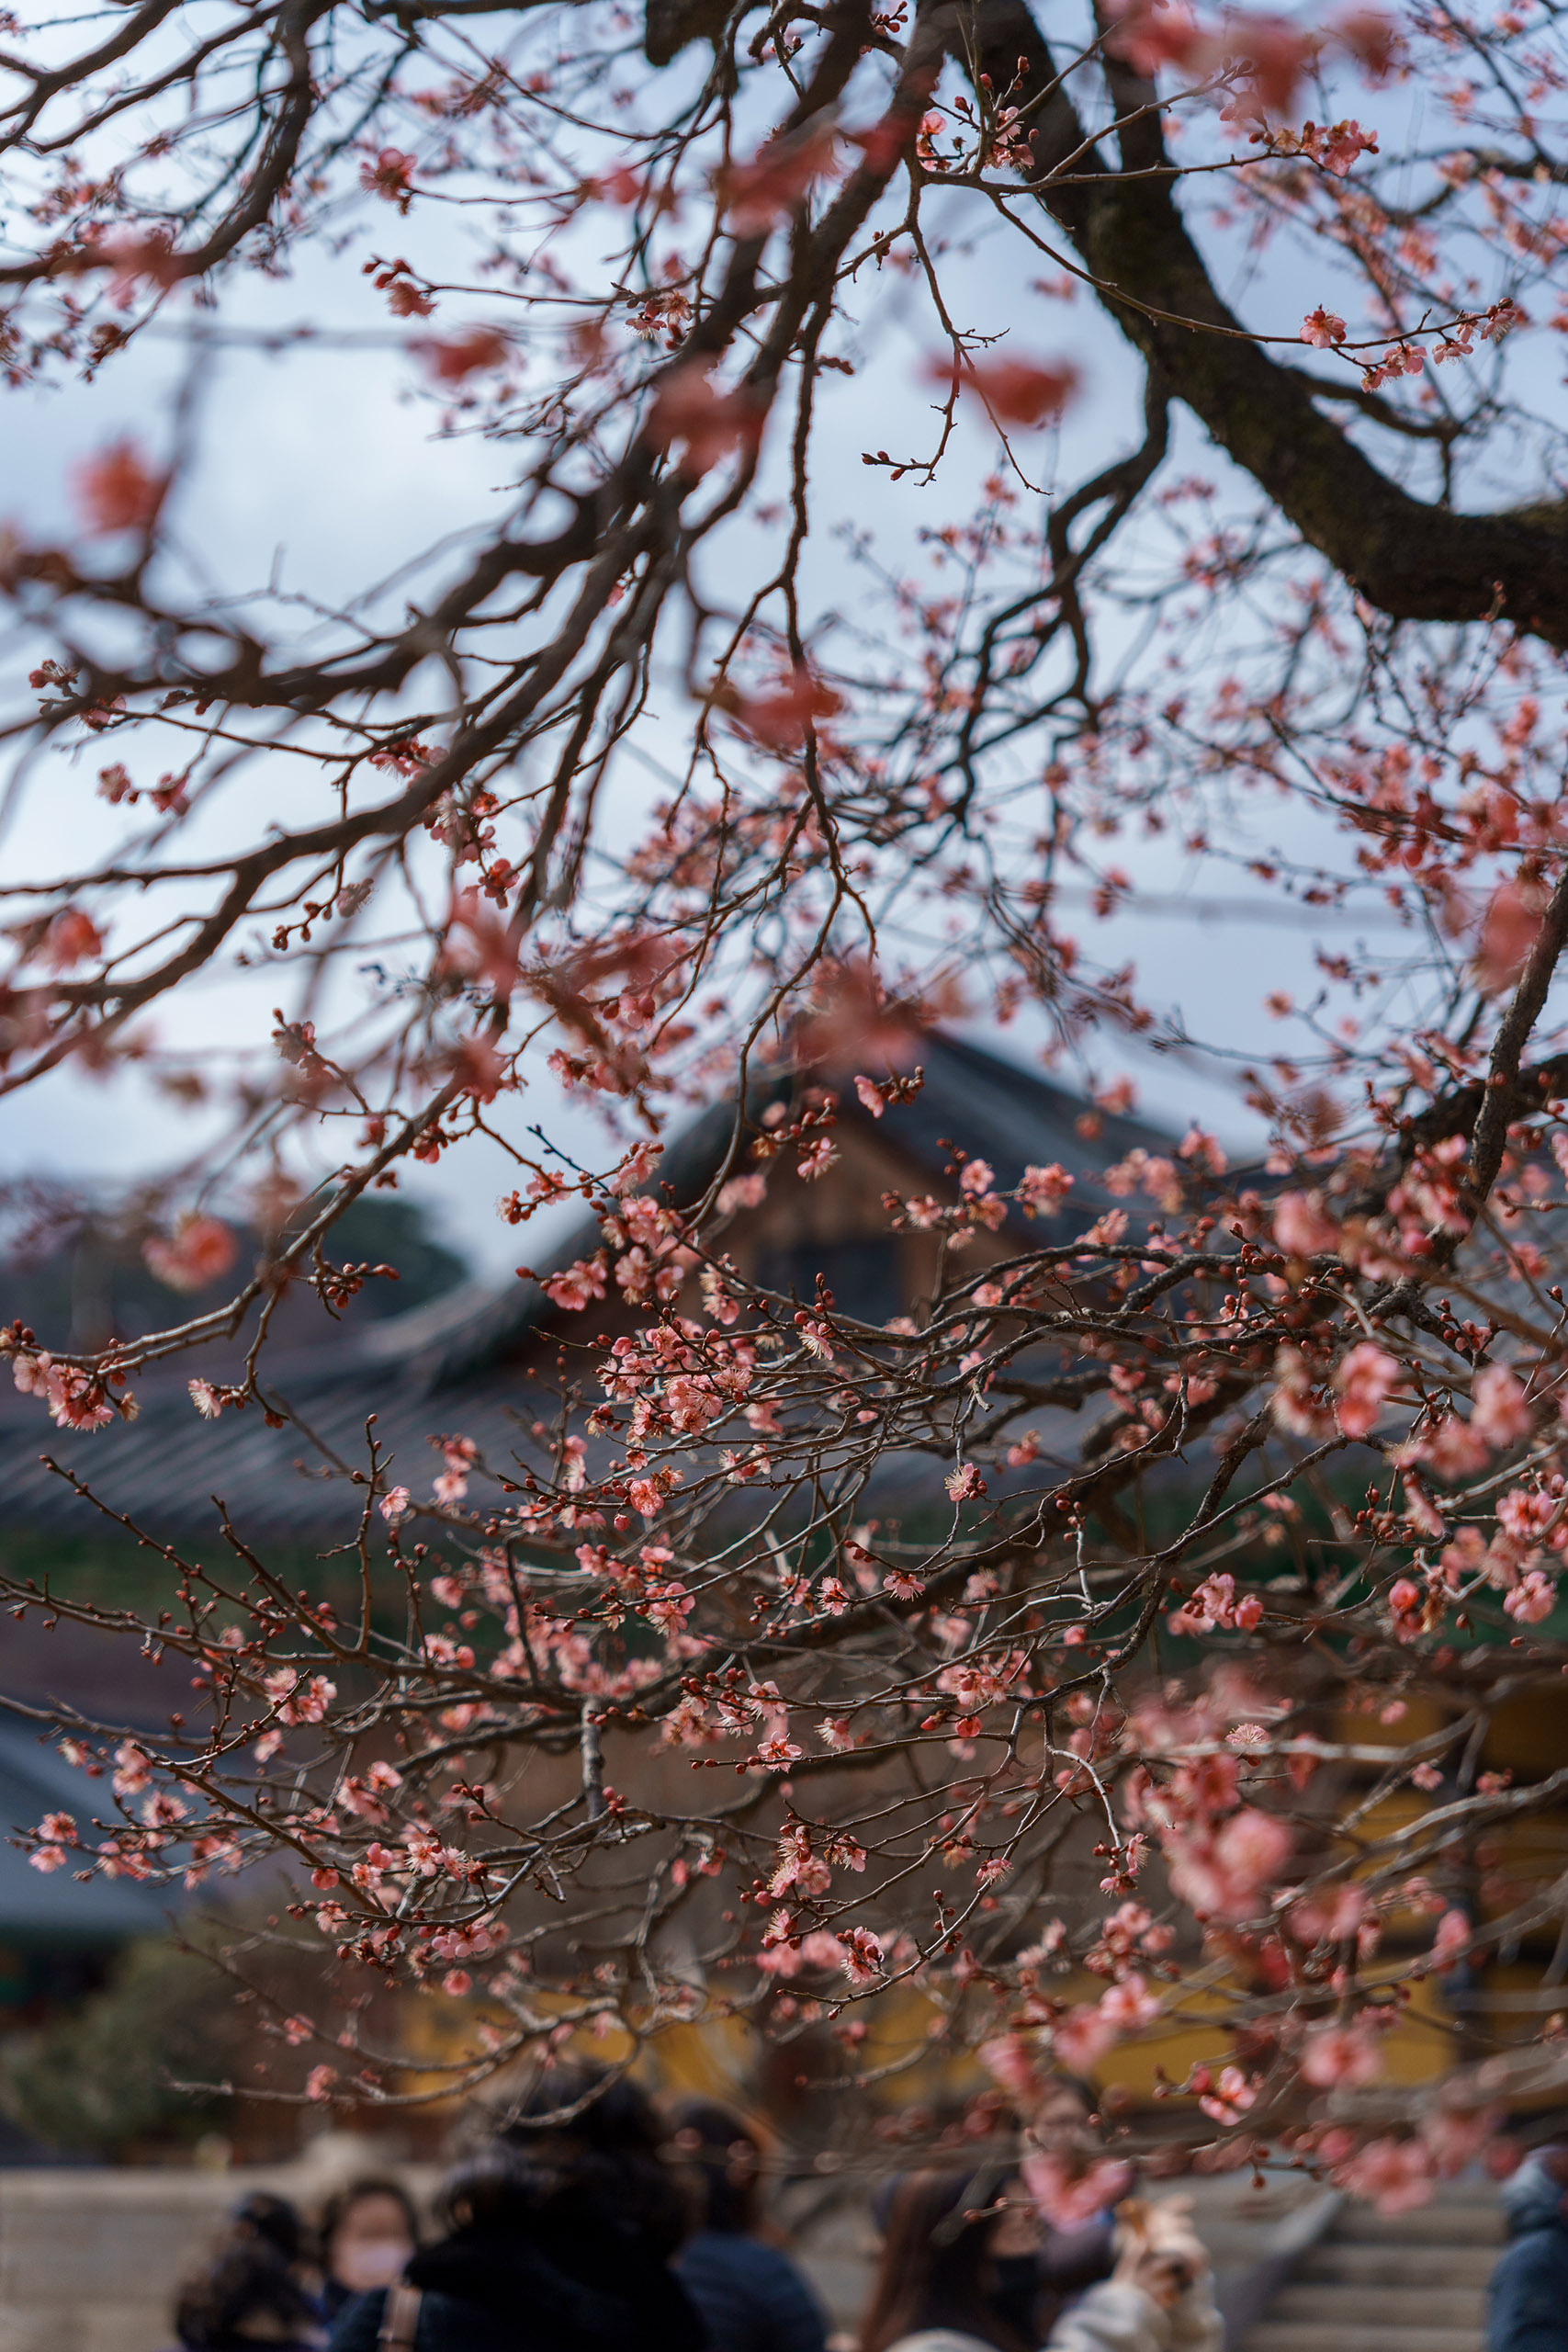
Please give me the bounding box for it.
[334,2239,413,2293]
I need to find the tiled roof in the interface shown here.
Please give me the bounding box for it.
[0,1722,174,1941]
[0,1034,1172,1541]
[415,1032,1173,1386]
[0,1357,558,1543]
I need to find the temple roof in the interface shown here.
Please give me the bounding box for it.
[0,1722,173,1944]
[0,1033,1174,1542]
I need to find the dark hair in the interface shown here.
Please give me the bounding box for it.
[438,2142,540,2235]
[175,2238,318,2349]
[229,2190,307,2266]
[319,2176,420,2271]
[1036,2073,1097,2120]
[442,2065,692,2260]
[668,2098,765,2235]
[859,2172,1026,2352]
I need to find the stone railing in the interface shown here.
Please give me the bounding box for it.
[0,2137,435,2352]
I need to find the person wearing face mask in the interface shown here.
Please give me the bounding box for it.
[317,2180,421,2326]
[326,2064,706,2352]
[982,2077,1121,2350]
[860,2168,1037,2352]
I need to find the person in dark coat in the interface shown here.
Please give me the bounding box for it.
[328,2068,706,2352]
[1489,2145,1568,2352]
[173,2194,325,2352]
[669,2098,829,2352]
[317,2177,420,2326]
[1001,2078,1118,2345]
[860,2168,1032,2352]
[878,2081,1114,2350]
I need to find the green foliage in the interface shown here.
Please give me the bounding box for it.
[0,1938,241,2156]
[6,1528,347,1614]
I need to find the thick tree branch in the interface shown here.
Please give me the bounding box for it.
[942,0,1568,646]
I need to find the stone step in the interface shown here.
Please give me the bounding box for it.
[1239,2327,1483,2352]
[1330,2206,1504,2247]
[1270,2287,1488,2328]
[1297,2245,1497,2289]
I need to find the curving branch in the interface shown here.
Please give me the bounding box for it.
[942,0,1568,646]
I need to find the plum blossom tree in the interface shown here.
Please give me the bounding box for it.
[3,0,1568,2201]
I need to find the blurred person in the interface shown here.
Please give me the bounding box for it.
[860,2168,1034,2352]
[1043,2198,1221,2352]
[669,2098,829,2352]
[173,2195,325,2352]
[327,2065,705,2352]
[318,2178,420,2325]
[1489,2143,1568,2352]
[231,2194,312,2271]
[997,2078,1119,2344]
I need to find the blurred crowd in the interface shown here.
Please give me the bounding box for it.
[164,2069,1224,2352]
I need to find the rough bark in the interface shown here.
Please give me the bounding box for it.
[944,0,1568,647]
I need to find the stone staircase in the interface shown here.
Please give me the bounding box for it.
[1237,2181,1500,2352]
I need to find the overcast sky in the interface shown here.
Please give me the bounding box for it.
[0,18,1426,1282]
